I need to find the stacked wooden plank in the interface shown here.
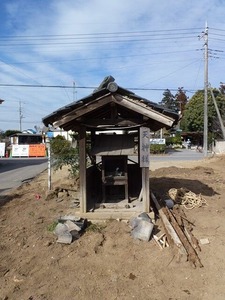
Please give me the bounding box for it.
[151,192,203,268]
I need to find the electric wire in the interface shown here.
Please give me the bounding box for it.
[0,83,196,93]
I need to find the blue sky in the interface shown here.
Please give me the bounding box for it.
[0,0,225,131]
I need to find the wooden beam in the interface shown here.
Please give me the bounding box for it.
[151,192,187,260]
[166,207,203,268]
[60,119,80,130]
[54,94,112,128]
[110,102,117,119]
[79,126,87,213]
[82,118,144,127]
[113,94,174,127]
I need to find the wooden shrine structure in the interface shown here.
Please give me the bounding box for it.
[43,76,179,217]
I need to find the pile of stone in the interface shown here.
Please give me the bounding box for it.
[129,212,154,242]
[54,215,87,244]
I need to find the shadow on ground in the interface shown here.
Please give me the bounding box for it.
[0,192,23,208]
[151,177,217,200]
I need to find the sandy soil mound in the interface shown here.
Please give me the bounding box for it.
[1,157,225,300]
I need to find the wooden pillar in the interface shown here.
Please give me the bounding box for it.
[139,127,150,212]
[142,167,150,212]
[79,126,87,213]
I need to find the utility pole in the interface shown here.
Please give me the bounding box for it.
[19,101,23,131]
[209,85,225,140]
[73,81,77,101]
[203,23,209,157]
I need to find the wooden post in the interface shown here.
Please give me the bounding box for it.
[142,167,150,212]
[79,126,87,213]
[139,127,150,212]
[46,138,52,191]
[47,142,52,191]
[151,192,187,259]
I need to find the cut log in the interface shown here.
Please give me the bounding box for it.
[172,206,201,252]
[184,227,201,252]
[166,207,203,268]
[151,192,187,260]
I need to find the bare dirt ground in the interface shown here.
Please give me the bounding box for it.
[1,155,225,300]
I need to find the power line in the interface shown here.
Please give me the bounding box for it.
[0,28,202,49]
[0,119,40,124]
[0,83,197,92]
[0,28,203,39]
[0,83,92,89]
[0,33,201,42]
[210,27,225,32]
[0,36,200,47]
[5,50,199,65]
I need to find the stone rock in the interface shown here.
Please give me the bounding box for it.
[70,230,80,240]
[130,212,154,242]
[199,238,210,245]
[56,232,73,244]
[129,212,152,229]
[54,223,73,244]
[58,215,81,222]
[54,223,68,236]
[65,220,82,232]
[137,212,152,222]
[131,220,154,242]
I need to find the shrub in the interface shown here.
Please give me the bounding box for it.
[50,135,79,178]
[150,144,166,154]
[47,221,58,232]
[166,135,182,146]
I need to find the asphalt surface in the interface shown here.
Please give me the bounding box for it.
[0,158,47,195]
[150,148,204,161]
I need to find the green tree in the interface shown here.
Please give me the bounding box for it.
[159,89,186,113]
[159,89,176,111]
[4,130,21,137]
[180,89,225,138]
[219,83,225,95]
[50,135,79,178]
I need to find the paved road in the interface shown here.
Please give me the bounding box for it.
[128,148,204,164]
[0,158,47,195]
[150,148,204,161]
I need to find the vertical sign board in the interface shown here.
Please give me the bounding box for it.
[139,127,150,212]
[0,143,6,157]
[139,127,150,168]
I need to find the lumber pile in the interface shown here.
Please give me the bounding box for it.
[151,192,203,268]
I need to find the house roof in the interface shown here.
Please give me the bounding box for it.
[42,76,179,132]
[10,133,42,137]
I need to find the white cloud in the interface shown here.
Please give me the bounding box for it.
[0,0,225,130]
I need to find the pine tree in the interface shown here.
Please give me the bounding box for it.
[159,89,176,111]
